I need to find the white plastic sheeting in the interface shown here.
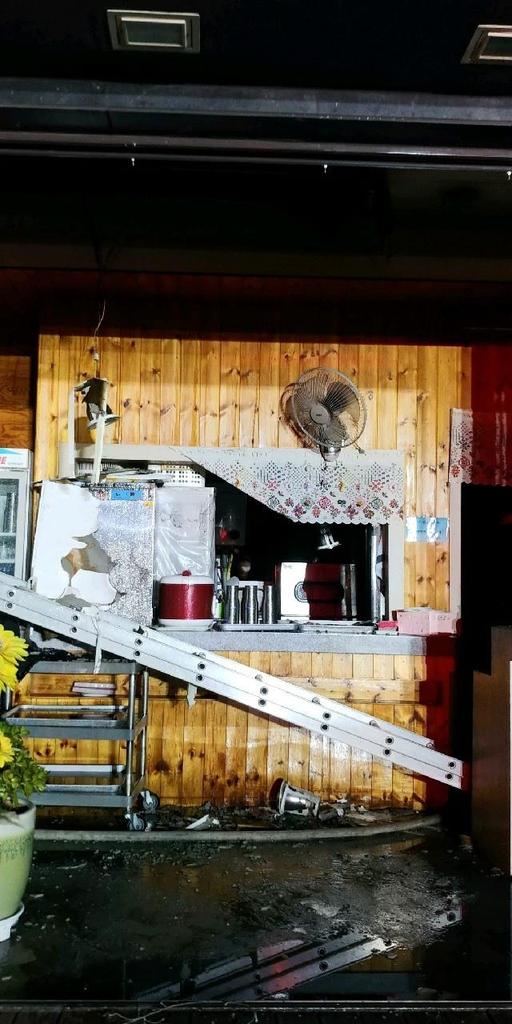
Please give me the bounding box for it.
[154,486,215,580]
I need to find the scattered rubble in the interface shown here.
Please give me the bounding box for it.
[146,796,414,833]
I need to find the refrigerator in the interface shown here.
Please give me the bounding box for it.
[0,448,33,579]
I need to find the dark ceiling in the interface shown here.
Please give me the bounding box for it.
[3,0,512,94]
[4,0,512,155]
[3,1,512,301]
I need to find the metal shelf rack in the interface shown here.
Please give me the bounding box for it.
[2,658,158,829]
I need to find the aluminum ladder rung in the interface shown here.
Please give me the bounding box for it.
[0,574,465,789]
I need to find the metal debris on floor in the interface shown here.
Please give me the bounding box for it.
[142,930,396,1001]
[1,820,508,1006]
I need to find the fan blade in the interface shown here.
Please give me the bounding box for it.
[323,381,360,417]
[321,417,351,447]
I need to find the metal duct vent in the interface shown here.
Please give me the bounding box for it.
[462,24,512,64]
[107,9,200,52]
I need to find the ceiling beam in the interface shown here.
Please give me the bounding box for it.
[1,80,512,168]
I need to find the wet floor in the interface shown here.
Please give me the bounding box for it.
[0,823,510,1004]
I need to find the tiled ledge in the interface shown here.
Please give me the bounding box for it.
[161,629,427,655]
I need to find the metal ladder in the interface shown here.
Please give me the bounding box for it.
[0,572,465,789]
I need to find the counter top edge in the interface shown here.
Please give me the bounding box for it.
[161,631,428,655]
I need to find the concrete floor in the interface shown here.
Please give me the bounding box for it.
[0,817,510,1006]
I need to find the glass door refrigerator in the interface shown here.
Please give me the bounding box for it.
[0,448,33,579]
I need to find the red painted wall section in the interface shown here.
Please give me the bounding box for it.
[471,345,512,414]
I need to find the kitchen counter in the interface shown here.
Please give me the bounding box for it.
[162,628,427,655]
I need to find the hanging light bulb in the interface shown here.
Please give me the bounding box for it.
[317,526,340,551]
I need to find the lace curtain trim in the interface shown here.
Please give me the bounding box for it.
[175,447,404,524]
[450,408,512,486]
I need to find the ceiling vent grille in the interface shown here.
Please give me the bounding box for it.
[462,24,512,64]
[107,9,200,53]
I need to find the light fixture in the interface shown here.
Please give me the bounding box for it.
[269,778,321,818]
[462,24,512,64]
[61,378,119,484]
[317,526,340,551]
[78,378,120,432]
[107,9,200,53]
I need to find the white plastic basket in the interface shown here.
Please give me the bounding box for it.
[148,463,205,486]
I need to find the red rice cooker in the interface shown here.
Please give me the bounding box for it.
[158,570,215,627]
[302,563,344,620]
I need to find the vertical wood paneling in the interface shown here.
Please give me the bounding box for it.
[357,340,378,450]
[415,345,438,609]
[203,698,227,805]
[161,696,186,804]
[299,340,321,376]
[140,340,162,444]
[35,334,61,481]
[179,339,200,444]
[239,342,260,447]
[219,340,241,447]
[258,341,280,447]
[34,325,466,811]
[182,699,207,805]
[461,346,472,408]
[146,694,165,800]
[376,345,398,449]
[277,338,300,447]
[0,354,33,450]
[336,339,359,383]
[55,337,73,457]
[199,339,221,447]
[319,338,343,372]
[160,337,181,444]
[119,335,142,443]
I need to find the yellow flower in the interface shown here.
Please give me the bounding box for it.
[0,662,17,694]
[0,733,13,769]
[0,625,28,666]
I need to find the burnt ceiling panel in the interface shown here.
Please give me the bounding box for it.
[1,0,512,93]
[1,1,512,284]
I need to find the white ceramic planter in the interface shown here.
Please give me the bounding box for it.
[0,800,35,922]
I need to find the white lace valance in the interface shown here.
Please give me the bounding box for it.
[175,447,404,524]
[450,408,512,486]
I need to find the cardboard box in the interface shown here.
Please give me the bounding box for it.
[429,610,458,634]
[395,609,431,635]
[395,608,458,635]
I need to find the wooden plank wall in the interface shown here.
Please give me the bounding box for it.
[31,326,471,810]
[0,352,34,450]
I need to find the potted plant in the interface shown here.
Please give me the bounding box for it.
[0,624,46,934]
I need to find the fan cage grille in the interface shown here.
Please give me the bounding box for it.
[289,369,366,451]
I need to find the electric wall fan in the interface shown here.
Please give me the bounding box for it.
[285,368,367,462]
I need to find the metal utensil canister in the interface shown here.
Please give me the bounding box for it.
[240,582,259,624]
[225,579,240,624]
[262,583,279,624]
